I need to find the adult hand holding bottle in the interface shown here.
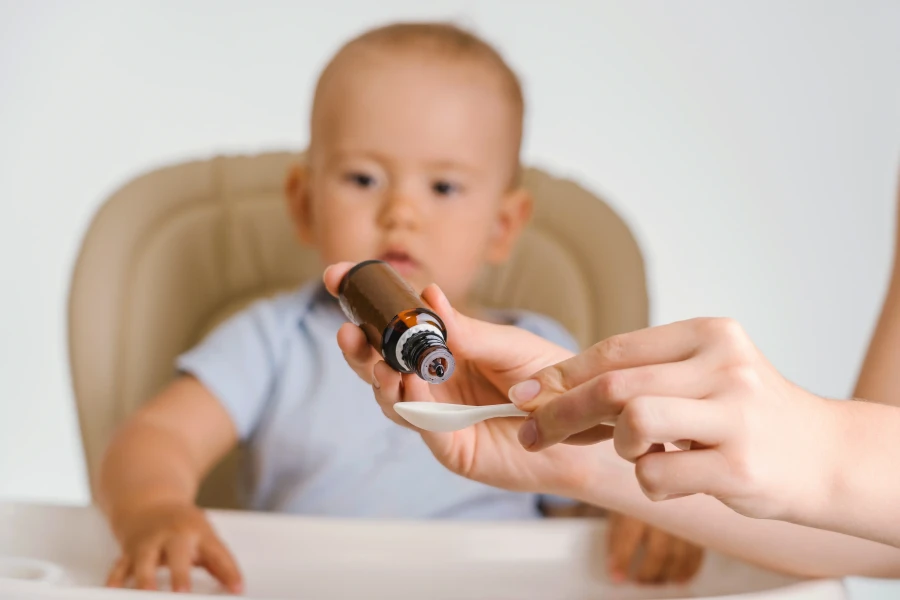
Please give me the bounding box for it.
[324,261,634,502]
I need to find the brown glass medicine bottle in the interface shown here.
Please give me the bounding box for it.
[338,260,455,384]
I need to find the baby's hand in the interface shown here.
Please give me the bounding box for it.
[106,502,242,594]
[607,512,704,585]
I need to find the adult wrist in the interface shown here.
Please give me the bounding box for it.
[786,397,861,531]
[559,441,640,512]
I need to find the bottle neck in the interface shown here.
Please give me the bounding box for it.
[401,330,455,384]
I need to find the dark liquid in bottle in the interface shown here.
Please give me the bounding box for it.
[338,260,455,383]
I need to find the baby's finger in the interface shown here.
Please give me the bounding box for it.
[199,537,243,594]
[337,324,381,383]
[105,556,131,588]
[674,540,705,583]
[663,537,704,583]
[133,544,162,590]
[607,513,644,583]
[163,537,196,593]
[635,527,673,584]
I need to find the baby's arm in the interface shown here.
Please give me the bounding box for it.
[97,376,242,593]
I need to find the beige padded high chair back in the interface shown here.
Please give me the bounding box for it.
[69,151,648,509]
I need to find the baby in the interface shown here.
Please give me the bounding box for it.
[97,22,703,592]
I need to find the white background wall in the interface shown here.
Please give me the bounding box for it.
[1,0,899,507]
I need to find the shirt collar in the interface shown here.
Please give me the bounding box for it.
[290,280,342,328]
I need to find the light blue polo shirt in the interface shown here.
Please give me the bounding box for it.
[177,283,579,519]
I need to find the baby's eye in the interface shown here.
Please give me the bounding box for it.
[432,180,460,197]
[345,172,377,189]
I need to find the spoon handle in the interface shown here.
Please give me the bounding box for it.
[479,403,617,427]
[476,403,529,420]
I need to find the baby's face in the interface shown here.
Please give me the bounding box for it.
[292,51,529,305]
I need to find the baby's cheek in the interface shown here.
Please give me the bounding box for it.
[319,219,378,262]
[432,243,489,301]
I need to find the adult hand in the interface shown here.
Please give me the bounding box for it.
[509,318,844,523]
[323,262,629,500]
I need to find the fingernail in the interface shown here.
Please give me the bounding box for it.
[607,557,627,583]
[508,379,541,406]
[518,419,538,449]
[372,371,381,389]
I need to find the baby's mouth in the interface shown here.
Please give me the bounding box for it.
[378,251,421,278]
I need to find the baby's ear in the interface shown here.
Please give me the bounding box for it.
[486,186,533,264]
[284,163,315,245]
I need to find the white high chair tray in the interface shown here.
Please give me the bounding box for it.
[0,503,845,599]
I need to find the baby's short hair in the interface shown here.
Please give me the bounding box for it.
[314,23,523,137]
[310,22,525,186]
[341,22,523,117]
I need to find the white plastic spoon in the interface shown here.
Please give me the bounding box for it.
[393,402,617,433]
[393,402,528,432]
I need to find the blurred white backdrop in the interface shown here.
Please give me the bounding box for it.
[1,0,899,506]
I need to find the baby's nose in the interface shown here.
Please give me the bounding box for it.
[380,192,422,229]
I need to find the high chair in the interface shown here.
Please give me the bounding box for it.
[67,151,649,509]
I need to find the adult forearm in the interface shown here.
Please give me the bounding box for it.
[577,443,900,579]
[816,399,900,547]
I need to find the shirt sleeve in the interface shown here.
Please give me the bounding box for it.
[511,312,580,354]
[175,301,281,441]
